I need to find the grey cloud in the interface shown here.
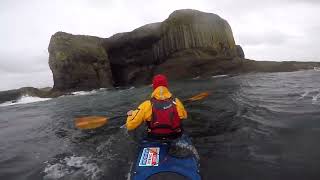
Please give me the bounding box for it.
[0,0,319,90]
[0,54,49,73]
[305,25,320,35]
[0,70,53,91]
[239,31,293,46]
[290,0,320,3]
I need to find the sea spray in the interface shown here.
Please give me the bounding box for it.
[0,95,51,107]
[170,135,200,161]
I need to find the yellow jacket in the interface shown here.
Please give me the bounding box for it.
[126,86,187,130]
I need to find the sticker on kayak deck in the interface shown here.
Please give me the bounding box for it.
[138,147,160,166]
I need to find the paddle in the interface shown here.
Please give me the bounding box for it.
[74,92,209,130]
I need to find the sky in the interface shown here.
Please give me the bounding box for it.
[0,0,319,91]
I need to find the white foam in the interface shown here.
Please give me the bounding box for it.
[301,91,309,98]
[297,90,309,100]
[43,163,69,179]
[314,67,320,71]
[0,95,51,107]
[174,140,200,160]
[212,74,228,78]
[71,90,97,96]
[312,91,320,103]
[65,156,87,167]
[44,155,102,180]
[65,156,101,176]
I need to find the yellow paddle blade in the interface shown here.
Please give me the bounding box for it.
[186,92,210,102]
[74,116,108,130]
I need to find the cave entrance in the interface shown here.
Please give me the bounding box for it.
[110,64,127,87]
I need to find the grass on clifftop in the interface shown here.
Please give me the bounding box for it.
[52,33,108,62]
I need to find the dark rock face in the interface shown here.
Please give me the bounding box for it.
[48,10,244,89]
[104,23,162,86]
[48,32,113,91]
[153,9,238,61]
[236,45,245,59]
[47,9,318,93]
[104,9,243,86]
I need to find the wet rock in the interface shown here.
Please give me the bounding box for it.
[48,32,113,91]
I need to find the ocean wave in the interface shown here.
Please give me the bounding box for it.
[71,90,98,96]
[192,76,201,80]
[296,89,320,104]
[212,74,228,78]
[0,95,51,107]
[312,90,320,104]
[298,91,310,99]
[117,86,136,93]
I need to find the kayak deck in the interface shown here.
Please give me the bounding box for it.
[130,135,201,180]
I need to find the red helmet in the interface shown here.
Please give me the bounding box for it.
[152,74,168,90]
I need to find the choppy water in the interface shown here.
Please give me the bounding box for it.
[1,70,320,180]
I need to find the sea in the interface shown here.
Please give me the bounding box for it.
[0,70,320,180]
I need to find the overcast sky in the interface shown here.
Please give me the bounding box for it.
[1,0,319,91]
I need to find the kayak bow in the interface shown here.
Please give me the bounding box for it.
[130,134,201,180]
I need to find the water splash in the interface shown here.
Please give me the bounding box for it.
[174,141,200,160]
[43,155,102,180]
[312,90,320,104]
[171,136,200,160]
[298,91,309,100]
[0,95,51,107]
[43,163,69,179]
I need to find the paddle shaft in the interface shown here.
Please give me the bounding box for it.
[75,92,209,130]
[112,94,207,118]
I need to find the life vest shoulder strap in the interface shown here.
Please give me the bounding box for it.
[150,97,176,108]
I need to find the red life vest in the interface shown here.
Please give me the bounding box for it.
[147,98,182,137]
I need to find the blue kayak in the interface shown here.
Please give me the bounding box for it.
[130,134,201,180]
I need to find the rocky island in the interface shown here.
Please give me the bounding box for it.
[48,9,319,92]
[49,9,246,91]
[1,9,319,103]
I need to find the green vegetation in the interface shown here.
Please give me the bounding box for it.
[51,32,108,62]
[55,51,67,61]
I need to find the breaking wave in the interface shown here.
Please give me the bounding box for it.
[212,74,228,78]
[71,90,98,96]
[71,88,109,96]
[0,95,51,107]
[312,91,320,104]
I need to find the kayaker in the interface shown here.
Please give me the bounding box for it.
[126,74,187,139]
